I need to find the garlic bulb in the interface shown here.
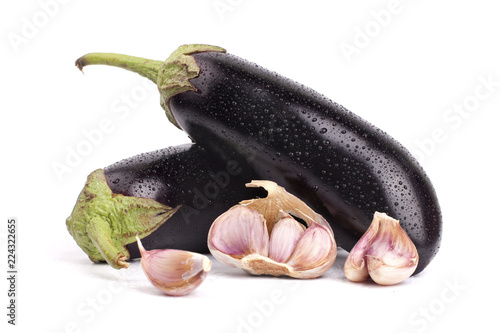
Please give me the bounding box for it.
[344,212,419,285]
[136,236,211,296]
[207,180,337,279]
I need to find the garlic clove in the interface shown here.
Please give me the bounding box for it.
[207,205,269,270]
[208,205,269,258]
[286,221,337,278]
[344,212,419,285]
[268,212,306,263]
[365,213,419,285]
[343,216,380,282]
[136,236,211,296]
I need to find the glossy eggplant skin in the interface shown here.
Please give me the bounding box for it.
[168,52,442,274]
[105,143,265,259]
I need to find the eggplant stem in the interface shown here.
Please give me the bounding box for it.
[75,53,163,83]
[75,45,226,130]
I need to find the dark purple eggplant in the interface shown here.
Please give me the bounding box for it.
[75,45,442,274]
[66,143,265,269]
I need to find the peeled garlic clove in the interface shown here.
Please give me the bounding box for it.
[136,236,211,296]
[344,212,419,285]
[268,212,305,263]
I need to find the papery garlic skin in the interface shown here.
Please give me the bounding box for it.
[207,181,337,279]
[344,212,418,285]
[137,236,211,296]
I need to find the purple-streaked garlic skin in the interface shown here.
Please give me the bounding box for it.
[207,180,337,279]
[137,236,211,296]
[344,212,418,286]
[286,222,335,272]
[207,206,272,272]
[208,206,269,259]
[344,218,380,282]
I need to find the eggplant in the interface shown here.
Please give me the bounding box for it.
[66,143,265,269]
[75,45,442,274]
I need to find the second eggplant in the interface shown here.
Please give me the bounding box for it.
[66,143,265,269]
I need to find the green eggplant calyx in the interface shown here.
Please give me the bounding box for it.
[157,44,226,128]
[74,44,226,129]
[66,169,180,269]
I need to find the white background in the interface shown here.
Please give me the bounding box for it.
[1,0,499,332]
